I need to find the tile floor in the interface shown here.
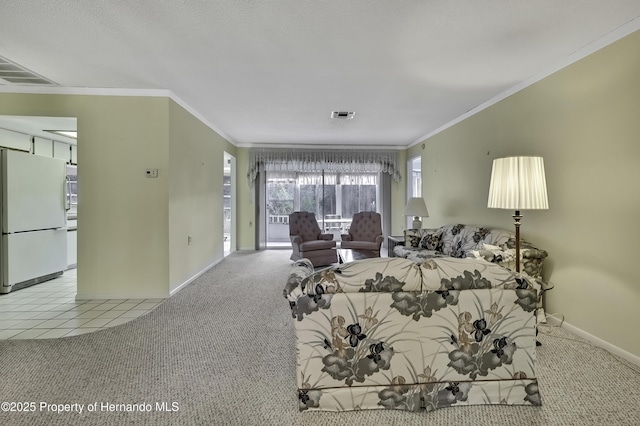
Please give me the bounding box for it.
[0,269,164,340]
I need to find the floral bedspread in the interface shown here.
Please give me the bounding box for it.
[285,257,541,412]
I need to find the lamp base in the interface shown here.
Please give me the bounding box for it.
[412,217,422,229]
[513,210,522,273]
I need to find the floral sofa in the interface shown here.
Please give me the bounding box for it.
[394,224,548,279]
[284,256,542,413]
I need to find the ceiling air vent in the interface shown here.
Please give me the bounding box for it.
[0,55,58,86]
[331,111,355,119]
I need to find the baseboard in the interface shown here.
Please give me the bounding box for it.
[76,258,225,300]
[546,315,640,367]
[169,257,224,297]
[76,292,168,300]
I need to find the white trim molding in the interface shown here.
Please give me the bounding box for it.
[546,315,640,367]
[169,257,225,297]
[75,292,169,301]
[409,15,640,148]
[0,85,236,146]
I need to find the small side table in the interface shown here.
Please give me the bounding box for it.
[387,236,405,257]
[338,248,379,264]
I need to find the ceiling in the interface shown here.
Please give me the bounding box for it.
[0,116,77,145]
[1,1,640,148]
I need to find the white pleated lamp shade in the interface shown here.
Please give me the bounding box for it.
[487,156,549,210]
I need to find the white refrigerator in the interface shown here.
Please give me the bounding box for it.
[0,149,68,294]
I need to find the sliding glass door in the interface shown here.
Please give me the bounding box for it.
[265,171,380,245]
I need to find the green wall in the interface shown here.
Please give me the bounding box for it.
[168,100,236,291]
[390,149,407,236]
[415,30,640,358]
[0,92,235,299]
[235,147,256,250]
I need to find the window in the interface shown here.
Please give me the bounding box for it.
[407,156,422,228]
[340,176,377,218]
[265,171,380,244]
[266,177,295,221]
[408,157,421,197]
[250,149,398,247]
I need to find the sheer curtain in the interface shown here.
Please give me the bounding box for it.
[253,149,399,249]
[267,171,376,186]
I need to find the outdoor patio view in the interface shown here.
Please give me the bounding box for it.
[266,172,379,243]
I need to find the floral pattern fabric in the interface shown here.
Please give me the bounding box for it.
[397,224,548,279]
[285,256,542,412]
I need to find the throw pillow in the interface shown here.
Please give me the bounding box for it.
[404,229,423,248]
[436,224,465,255]
[482,229,513,247]
[450,226,481,258]
[420,232,441,250]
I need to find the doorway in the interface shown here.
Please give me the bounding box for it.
[223,152,236,256]
[0,116,78,275]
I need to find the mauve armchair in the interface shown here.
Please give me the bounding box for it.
[340,211,383,256]
[289,212,338,267]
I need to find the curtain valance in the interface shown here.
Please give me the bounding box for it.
[247,148,401,187]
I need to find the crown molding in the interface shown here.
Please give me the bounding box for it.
[235,142,404,150]
[166,93,236,145]
[0,85,237,146]
[0,85,172,97]
[408,16,640,149]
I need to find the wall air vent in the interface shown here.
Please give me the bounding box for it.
[0,55,58,86]
[331,111,355,119]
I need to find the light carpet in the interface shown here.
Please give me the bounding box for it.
[0,250,639,426]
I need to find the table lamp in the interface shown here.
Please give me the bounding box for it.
[405,197,429,229]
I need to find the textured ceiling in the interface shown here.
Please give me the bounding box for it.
[1,1,640,148]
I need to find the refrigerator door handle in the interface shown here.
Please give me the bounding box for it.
[65,175,71,211]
